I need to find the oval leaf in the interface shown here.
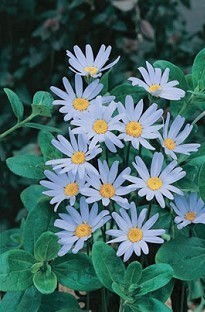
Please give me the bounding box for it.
[33,267,57,294]
[124,261,142,287]
[4,88,24,121]
[6,155,45,180]
[137,263,173,296]
[156,237,205,280]
[0,250,35,291]
[23,202,56,254]
[32,91,53,117]
[34,231,60,262]
[92,242,125,292]
[20,185,47,212]
[51,253,102,291]
[0,287,41,312]
[192,48,205,89]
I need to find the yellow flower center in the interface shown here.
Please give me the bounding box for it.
[93,119,108,134]
[84,66,98,76]
[73,98,89,111]
[128,228,143,242]
[64,182,79,196]
[75,223,92,238]
[100,183,115,198]
[125,121,142,137]
[147,177,163,191]
[149,84,161,93]
[71,151,86,164]
[185,211,196,221]
[164,138,176,150]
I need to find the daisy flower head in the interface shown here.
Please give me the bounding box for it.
[46,128,102,179]
[50,74,114,121]
[125,152,186,208]
[55,197,110,256]
[71,97,124,153]
[161,112,200,160]
[170,193,205,229]
[128,61,185,100]
[66,44,120,78]
[40,170,86,211]
[81,159,132,208]
[106,203,165,262]
[117,95,163,150]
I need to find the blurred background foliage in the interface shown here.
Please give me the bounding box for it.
[0,0,205,229]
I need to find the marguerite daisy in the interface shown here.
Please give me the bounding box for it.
[46,129,102,179]
[161,112,200,159]
[81,159,132,208]
[170,193,205,229]
[66,44,120,78]
[117,95,163,150]
[129,61,185,100]
[50,74,114,121]
[124,152,186,208]
[106,203,165,261]
[71,97,124,153]
[40,170,86,211]
[54,197,110,256]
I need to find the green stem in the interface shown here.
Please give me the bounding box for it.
[119,298,124,312]
[125,142,131,165]
[101,287,108,312]
[147,200,152,220]
[180,282,185,312]
[86,242,90,311]
[191,110,205,125]
[0,114,36,140]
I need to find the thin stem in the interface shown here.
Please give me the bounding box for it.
[180,282,185,312]
[125,142,131,165]
[101,287,108,312]
[86,242,90,311]
[0,114,36,140]
[191,110,205,125]
[119,298,124,312]
[146,200,152,220]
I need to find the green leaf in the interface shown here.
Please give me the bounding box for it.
[100,69,111,94]
[6,155,45,179]
[52,253,102,291]
[124,261,142,287]
[33,266,57,294]
[34,231,59,261]
[4,88,24,121]
[192,48,205,89]
[38,131,62,161]
[125,298,172,312]
[154,60,187,91]
[20,185,47,211]
[148,280,174,303]
[110,84,146,103]
[136,264,173,296]
[0,249,35,291]
[39,292,81,312]
[154,60,188,116]
[92,241,125,292]
[23,202,56,254]
[112,282,131,301]
[31,91,53,117]
[0,287,41,312]
[156,237,205,280]
[0,228,21,255]
[199,162,205,201]
[23,123,61,133]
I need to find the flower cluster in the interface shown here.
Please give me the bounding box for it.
[40,44,202,261]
